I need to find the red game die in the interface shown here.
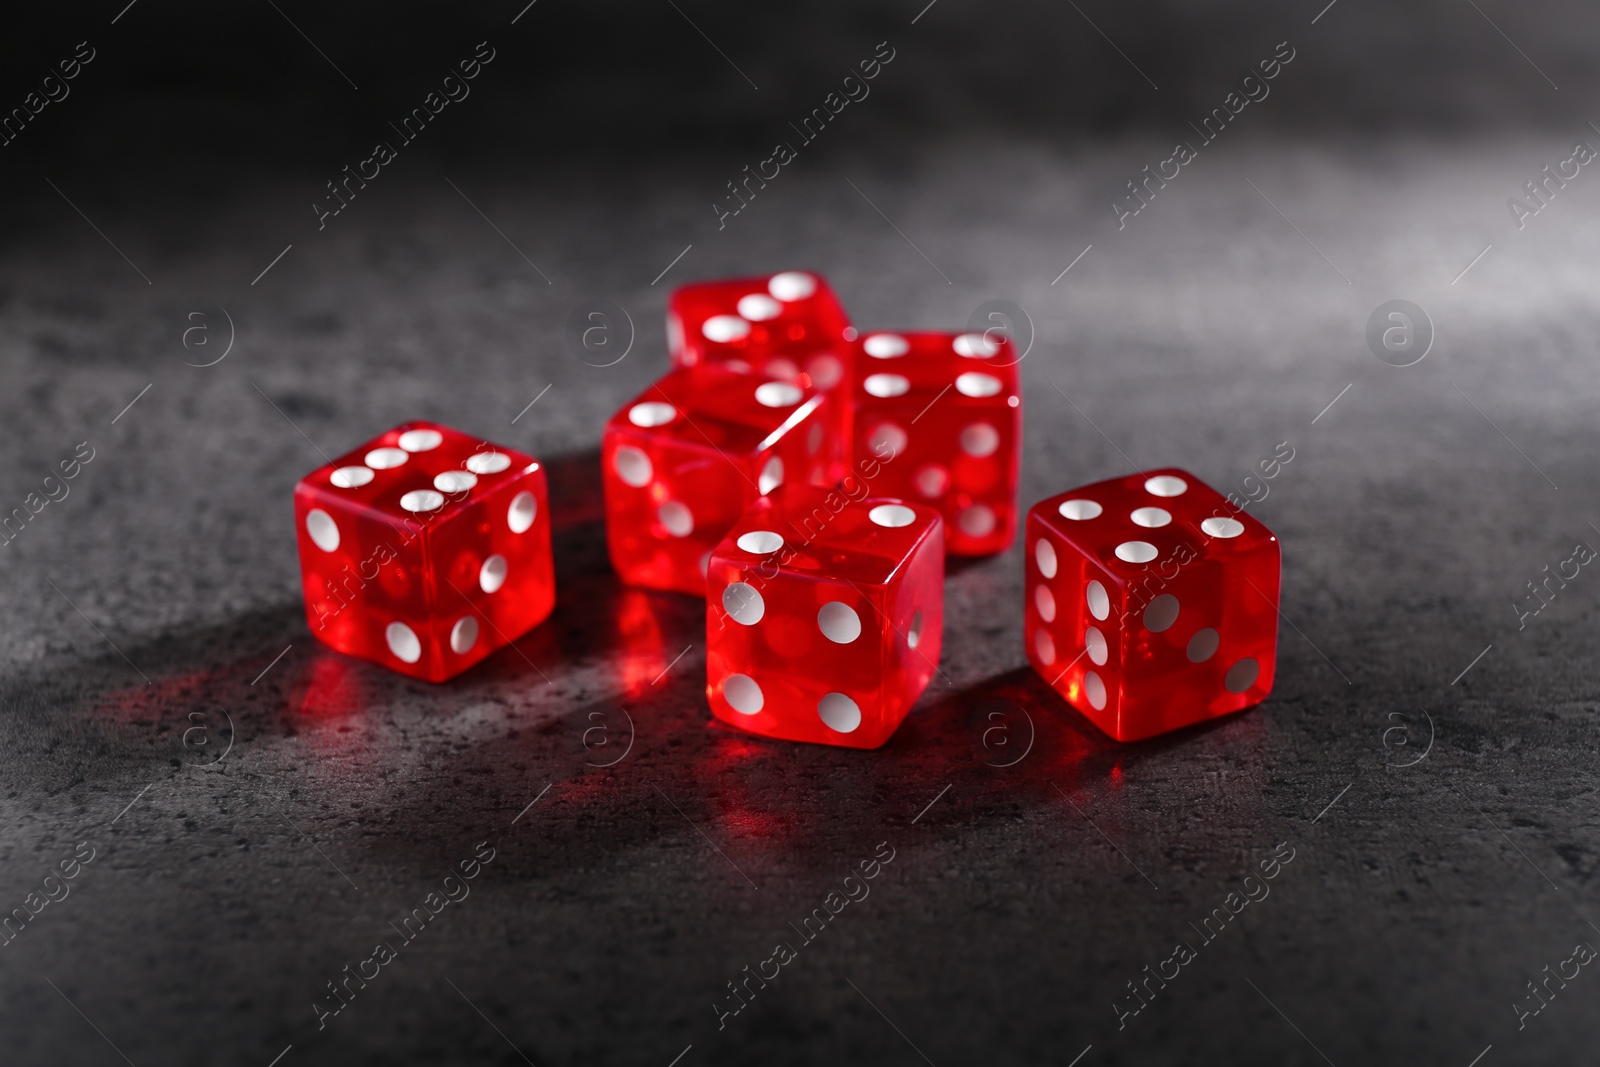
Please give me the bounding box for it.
[294,421,555,682]
[667,270,854,485]
[1023,469,1279,741]
[603,364,830,596]
[704,484,944,749]
[851,330,1021,556]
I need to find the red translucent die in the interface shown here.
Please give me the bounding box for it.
[851,330,1021,556]
[1023,468,1279,741]
[704,485,944,749]
[667,270,854,485]
[293,421,555,683]
[602,365,830,596]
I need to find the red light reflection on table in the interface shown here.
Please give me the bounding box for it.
[87,667,213,725]
[688,727,798,848]
[292,652,372,721]
[611,589,669,699]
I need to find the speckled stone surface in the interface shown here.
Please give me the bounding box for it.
[3,2,1600,1064]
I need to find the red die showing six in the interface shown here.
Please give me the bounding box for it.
[1024,469,1279,742]
[294,421,554,682]
[667,270,854,485]
[603,364,830,596]
[852,330,1022,557]
[705,484,944,749]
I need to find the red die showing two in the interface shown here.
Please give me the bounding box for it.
[705,484,944,749]
[1024,469,1279,742]
[294,422,554,682]
[852,331,1021,556]
[603,364,830,596]
[668,270,854,485]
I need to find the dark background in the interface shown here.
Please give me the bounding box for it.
[2,1,1599,1064]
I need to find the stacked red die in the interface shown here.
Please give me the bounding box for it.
[667,270,854,486]
[704,484,944,748]
[852,330,1021,556]
[1024,469,1279,741]
[603,364,830,596]
[294,421,554,682]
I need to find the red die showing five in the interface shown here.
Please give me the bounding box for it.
[294,421,554,682]
[668,270,854,485]
[705,484,944,749]
[602,364,830,596]
[1024,469,1279,741]
[852,330,1022,556]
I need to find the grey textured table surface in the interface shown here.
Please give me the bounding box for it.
[4,2,1600,1064]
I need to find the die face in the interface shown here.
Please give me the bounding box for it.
[296,495,433,666]
[1024,469,1279,741]
[883,522,944,703]
[667,271,854,485]
[294,421,554,683]
[602,365,828,596]
[603,434,754,596]
[704,485,944,749]
[667,271,852,381]
[609,363,827,457]
[425,465,556,672]
[851,331,1021,556]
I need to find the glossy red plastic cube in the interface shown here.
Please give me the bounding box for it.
[667,270,854,485]
[851,330,1021,556]
[1024,468,1279,741]
[603,364,830,596]
[705,484,944,749]
[294,421,555,682]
